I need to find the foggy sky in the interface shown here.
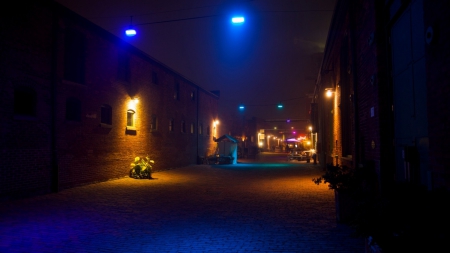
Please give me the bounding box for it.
[55,0,336,121]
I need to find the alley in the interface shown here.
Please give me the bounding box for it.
[0,152,365,253]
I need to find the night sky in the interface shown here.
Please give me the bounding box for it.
[55,0,336,122]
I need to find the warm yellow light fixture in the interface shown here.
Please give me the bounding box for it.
[325,88,335,97]
[128,97,139,111]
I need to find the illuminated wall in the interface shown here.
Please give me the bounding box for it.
[0,1,219,198]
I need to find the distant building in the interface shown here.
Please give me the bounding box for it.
[314,0,450,191]
[0,0,219,199]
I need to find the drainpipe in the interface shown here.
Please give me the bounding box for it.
[50,3,59,192]
[349,0,360,169]
[196,87,199,163]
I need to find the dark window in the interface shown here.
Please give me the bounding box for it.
[199,123,203,135]
[127,109,135,127]
[152,71,158,85]
[206,126,210,136]
[174,81,180,100]
[181,120,186,133]
[169,119,174,132]
[66,97,81,122]
[64,29,86,84]
[101,104,112,125]
[151,114,157,130]
[118,52,130,83]
[14,87,36,117]
[190,91,195,101]
[190,123,194,134]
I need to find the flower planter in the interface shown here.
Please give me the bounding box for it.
[334,190,357,223]
[365,236,383,253]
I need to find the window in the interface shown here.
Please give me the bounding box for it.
[127,109,135,128]
[152,71,158,85]
[190,123,194,134]
[198,123,203,135]
[151,114,157,131]
[118,51,130,82]
[14,86,36,117]
[206,126,211,136]
[190,91,195,101]
[66,97,81,122]
[181,120,186,133]
[64,28,86,84]
[101,104,112,125]
[174,81,180,100]
[169,118,174,132]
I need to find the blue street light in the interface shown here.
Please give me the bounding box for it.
[124,14,244,36]
[277,103,283,109]
[125,16,136,37]
[231,16,245,24]
[239,105,245,110]
[125,26,137,37]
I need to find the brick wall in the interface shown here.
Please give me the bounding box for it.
[0,1,219,198]
[424,0,450,189]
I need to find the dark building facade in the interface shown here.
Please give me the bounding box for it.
[314,0,450,191]
[0,0,219,199]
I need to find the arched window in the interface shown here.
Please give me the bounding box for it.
[101,104,112,125]
[151,114,157,131]
[181,120,186,133]
[127,109,135,128]
[64,28,86,84]
[14,86,36,117]
[66,97,81,122]
[169,118,174,132]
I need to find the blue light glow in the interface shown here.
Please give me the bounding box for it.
[239,105,245,110]
[125,28,136,37]
[231,16,245,24]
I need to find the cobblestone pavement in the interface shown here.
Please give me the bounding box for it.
[0,152,365,253]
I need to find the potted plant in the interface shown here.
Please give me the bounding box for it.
[358,182,450,252]
[313,164,360,222]
[130,155,154,179]
[312,163,378,223]
[314,164,450,252]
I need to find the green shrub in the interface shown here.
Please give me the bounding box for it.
[130,155,154,179]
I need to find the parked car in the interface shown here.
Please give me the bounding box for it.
[287,149,303,161]
[287,149,314,162]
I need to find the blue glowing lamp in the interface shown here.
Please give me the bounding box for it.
[231,16,245,24]
[125,26,137,37]
[239,105,245,110]
[277,103,283,109]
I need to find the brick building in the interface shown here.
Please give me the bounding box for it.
[0,0,219,199]
[313,0,450,191]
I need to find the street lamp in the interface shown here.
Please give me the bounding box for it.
[125,16,137,37]
[231,16,245,24]
[124,14,245,36]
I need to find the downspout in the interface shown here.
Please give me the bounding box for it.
[196,87,199,163]
[50,3,59,192]
[349,0,360,169]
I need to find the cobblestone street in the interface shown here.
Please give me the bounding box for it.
[0,152,365,252]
